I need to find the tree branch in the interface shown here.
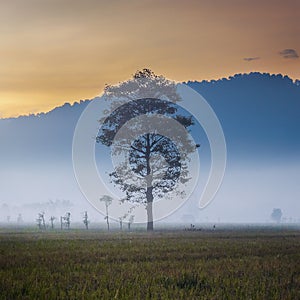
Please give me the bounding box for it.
[150,134,165,150]
[131,145,146,154]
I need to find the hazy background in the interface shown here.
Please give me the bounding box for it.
[1,73,299,224]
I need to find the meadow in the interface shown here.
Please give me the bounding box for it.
[0,227,299,299]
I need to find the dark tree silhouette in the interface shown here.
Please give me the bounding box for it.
[100,195,113,231]
[64,212,71,229]
[97,69,197,231]
[118,216,123,231]
[83,211,89,230]
[49,216,56,229]
[60,212,71,230]
[36,212,46,230]
[127,215,134,231]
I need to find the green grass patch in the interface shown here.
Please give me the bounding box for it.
[0,229,299,299]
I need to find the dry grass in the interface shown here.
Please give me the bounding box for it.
[0,229,299,299]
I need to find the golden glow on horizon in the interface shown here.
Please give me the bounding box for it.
[1,0,300,118]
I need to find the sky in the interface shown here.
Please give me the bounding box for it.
[1,0,300,118]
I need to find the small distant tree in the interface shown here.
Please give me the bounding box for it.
[118,214,128,231]
[65,212,71,229]
[36,215,42,229]
[49,216,56,229]
[36,212,46,230]
[128,215,134,231]
[83,211,89,230]
[118,217,123,230]
[17,213,23,223]
[100,195,113,231]
[61,212,71,229]
[271,208,282,223]
[41,212,46,229]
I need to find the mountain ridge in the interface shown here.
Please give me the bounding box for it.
[1,72,299,121]
[1,72,299,165]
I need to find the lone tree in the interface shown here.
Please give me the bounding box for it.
[118,216,125,231]
[97,69,197,231]
[49,216,56,229]
[271,208,282,223]
[100,195,113,231]
[36,212,46,230]
[83,211,89,230]
[60,212,71,230]
[127,215,134,231]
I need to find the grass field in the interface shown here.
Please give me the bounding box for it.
[0,228,300,299]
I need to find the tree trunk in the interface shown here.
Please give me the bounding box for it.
[106,217,109,231]
[42,216,46,230]
[146,186,153,231]
[145,133,154,231]
[106,205,110,231]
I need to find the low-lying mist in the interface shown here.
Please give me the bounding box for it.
[1,159,299,225]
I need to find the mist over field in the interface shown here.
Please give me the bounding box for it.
[1,73,299,224]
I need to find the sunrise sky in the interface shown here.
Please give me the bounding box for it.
[1,0,299,118]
